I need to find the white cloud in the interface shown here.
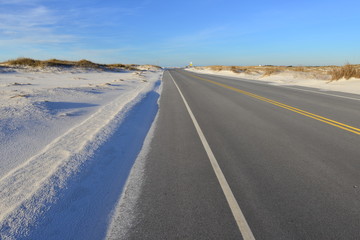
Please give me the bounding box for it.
[0,5,76,44]
[0,1,145,60]
[0,0,43,5]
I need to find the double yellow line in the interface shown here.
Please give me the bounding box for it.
[183,71,360,135]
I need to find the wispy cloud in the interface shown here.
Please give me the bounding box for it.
[0,4,76,44]
[0,0,39,5]
[0,0,157,62]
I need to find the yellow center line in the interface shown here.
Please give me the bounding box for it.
[182,71,360,135]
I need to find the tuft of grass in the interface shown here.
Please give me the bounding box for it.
[328,64,360,81]
[6,58,42,67]
[291,66,305,72]
[209,65,225,71]
[41,59,76,68]
[10,94,30,98]
[75,59,100,68]
[263,67,281,76]
[107,64,139,71]
[230,66,260,74]
[230,66,239,73]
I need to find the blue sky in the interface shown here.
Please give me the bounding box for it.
[1,0,359,66]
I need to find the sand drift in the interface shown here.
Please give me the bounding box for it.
[0,67,162,239]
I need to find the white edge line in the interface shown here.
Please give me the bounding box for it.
[279,85,360,101]
[190,70,360,101]
[168,71,256,240]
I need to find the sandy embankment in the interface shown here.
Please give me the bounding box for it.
[186,67,360,95]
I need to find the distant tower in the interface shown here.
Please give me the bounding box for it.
[189,62,193,67]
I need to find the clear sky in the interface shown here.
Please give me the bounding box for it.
[1,0,360,66]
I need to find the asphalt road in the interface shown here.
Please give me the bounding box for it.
[125,69,360,240]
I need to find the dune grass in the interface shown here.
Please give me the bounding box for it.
[328,64,360,81]
[5,58,43,67]
[263,67,281,76]
[1,57,161,71]
[107,63,139,71]
[2,58,101,69]
[201,64,360,80]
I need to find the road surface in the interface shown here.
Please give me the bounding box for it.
[124,69,360,239]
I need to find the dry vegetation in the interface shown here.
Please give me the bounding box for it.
[0,57,161,71]
[328,64,360,80]
[107,63,139,71]
[203,64,360,81]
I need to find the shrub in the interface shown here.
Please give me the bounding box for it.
[6,58,42,67]
[263,68,280,76]
[292,66,305,72]
[328,64,360,81]
[75,59,100,68]
[41,59,75,68]
[230,66,241,73]
[209,65,224,71]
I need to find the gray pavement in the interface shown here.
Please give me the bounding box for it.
[125,69,360,239]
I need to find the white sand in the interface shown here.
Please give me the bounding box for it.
[186,67,360,95]
[0,66,163,239]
